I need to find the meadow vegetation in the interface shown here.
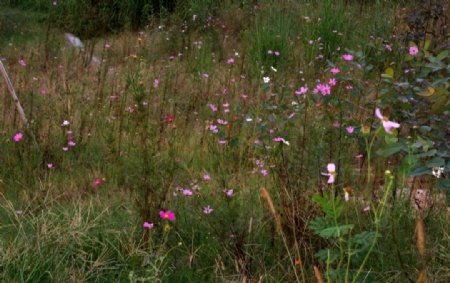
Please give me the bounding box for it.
[0,0,448,282]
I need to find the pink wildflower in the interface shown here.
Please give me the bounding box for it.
[209,124,219,134]
[224,189,234,197]
[92,178,104,188]
[202,174,211,181]
[295,86,308,96]
[313,83,331,96]
[159,210,176,221]
[227,58,235,65]
[375,108,400,134]
[346,126,354,134]
[18,59,26,67]
[13,132,24,142]
[143,222,154,229]
[153,79,159,88]
[182,189,193,196]
[328,78,337,86]
[208,104,218,112]
[408,46,419,56]
[203,205,214,214]
[342,54,353,61]
[330,67,340,74]
[322,163,336,184]
[68,140,76,147]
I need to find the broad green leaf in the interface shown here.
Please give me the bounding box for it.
[312,195,344,218]
[409,166,430,177]
[376,143,404,157]
[426,157,445,168]
[318,224,354,239]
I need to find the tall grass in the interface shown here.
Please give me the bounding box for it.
[0,1,448,282]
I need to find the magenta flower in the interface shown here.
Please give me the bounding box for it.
[313,83,331,96]
[224,189,234,197]
[182,189,193,196]
[203,205,213,214]
[295,86,308,96]
[346,126,354,134]
[92,178,104,188]
[322,163,336,184]
[330,67,340,74]
[273,136,290,146]
[13,132,24,142]
[202,174,211,181]
[375,108,400,134]
[227,58,235,65]
[159,210,176,221]
[408,46,419,56]
[143,222,154,229]
[342,54,353,61]
[328,78,337,86]
[68,140,76,147]
[47,163,54,169]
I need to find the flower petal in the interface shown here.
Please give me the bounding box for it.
[375,108,383,120]
[327,163,336,173]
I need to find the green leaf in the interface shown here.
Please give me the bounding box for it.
[376,143,404,157]
[409,166,430,177]
[315,248,340,263]
[309,217,329,235]
[318,224,354,239]
[426,157,445,168]
[312,195,344,218]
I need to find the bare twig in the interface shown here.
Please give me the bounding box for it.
[0,59,38,148]
[0,60,28,126]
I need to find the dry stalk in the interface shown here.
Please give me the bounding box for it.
[415,217,426,257]
[0,59,38,148]
[260,187,282,235]
[313,265,325,283]
[0,60,29,126]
